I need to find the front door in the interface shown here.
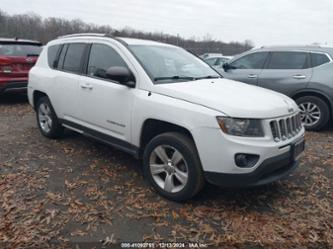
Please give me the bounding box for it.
[76,43,135,142]
[222,52,269,86]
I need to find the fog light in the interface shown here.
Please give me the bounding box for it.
[235,153,259,168]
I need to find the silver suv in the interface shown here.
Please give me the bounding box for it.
[221,46,333,131]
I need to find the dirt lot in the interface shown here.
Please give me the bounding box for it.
[0,95,332,249]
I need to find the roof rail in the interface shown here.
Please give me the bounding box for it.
[55,33,130,46]
[261,45,322,49]
[57,33,113,39]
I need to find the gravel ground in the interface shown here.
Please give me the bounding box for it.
[0,95,332,249]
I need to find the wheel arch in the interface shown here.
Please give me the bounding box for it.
[33,90,48,110]
[139,119,196,158]
[291,89,332,118]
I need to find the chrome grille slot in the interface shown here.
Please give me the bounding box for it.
[286,118,292,137]
[293,115,298,135]
[290,117,294,134]
[297,114,302,129]
[270,113,303,142]
[279,120,287,140]
[270,121,279,142]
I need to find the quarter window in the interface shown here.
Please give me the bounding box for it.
[62,43,86,73]
[267,52,308,69]
[310,53,330,67]
[87,44,128,80]
[47,45,61,69]
[230,52,268,69]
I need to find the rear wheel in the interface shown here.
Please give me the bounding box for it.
[296,96,330,131]
[143,132,205,202]
[36,96,64,138]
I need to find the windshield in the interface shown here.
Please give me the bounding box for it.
[129,45,220,83]
[0,43,42,57]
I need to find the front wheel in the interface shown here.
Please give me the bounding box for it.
[36,96,64,139]
[296,96,330,131]
[143,132,205,202]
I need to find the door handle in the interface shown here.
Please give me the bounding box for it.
[80,83,93,90]
[293,75,307,80]
[248,74,258,79]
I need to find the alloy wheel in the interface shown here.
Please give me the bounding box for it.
[38,103,53,133]
[298,102,321,127]
[149,145,189,193]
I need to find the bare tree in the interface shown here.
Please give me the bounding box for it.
[0,9,253,55]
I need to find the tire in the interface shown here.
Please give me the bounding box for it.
[296,96,330,131]
[36,96,64,139]
[143,132,205,202]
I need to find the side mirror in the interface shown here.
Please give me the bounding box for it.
[223,63,231,71]
[105,66,135,88]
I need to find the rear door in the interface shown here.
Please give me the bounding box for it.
[222,52,269,85]
[50,43,88,121]
[258,51,312,96]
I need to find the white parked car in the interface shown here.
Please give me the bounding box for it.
[204,55,233,71]
[200,53,224,59]
[28,34,305,201]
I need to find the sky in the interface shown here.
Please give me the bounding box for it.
[1,0,332,46]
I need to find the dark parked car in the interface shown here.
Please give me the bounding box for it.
[0,38,42,95]
[220,46,333,131]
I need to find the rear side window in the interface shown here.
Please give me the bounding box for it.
[47,45,61,69]
[310,53,330,67]
[87,44,127,80]
[0,43,42,56]
[267,52,309,69]
[230,52,268,69]
[62,43,86,73]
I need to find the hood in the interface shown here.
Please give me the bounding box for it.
[152,78,298,119]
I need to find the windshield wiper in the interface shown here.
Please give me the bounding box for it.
[154,76,195,82]
[195,75,221,80]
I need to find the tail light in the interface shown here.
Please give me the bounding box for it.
[0,57,11,65]
[0,57,12,73]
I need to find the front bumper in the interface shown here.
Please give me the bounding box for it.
[204,149,300,187]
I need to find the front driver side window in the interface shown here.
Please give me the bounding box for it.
[230,52,268,69]
[87,44,128,80]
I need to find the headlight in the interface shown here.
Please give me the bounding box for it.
[216,117,264,137]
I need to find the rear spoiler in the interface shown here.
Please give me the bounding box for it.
[0,40,42,46]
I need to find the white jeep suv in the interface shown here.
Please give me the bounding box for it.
[28,33,305,201]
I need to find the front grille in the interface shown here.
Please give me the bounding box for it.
[270,113,302,142]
